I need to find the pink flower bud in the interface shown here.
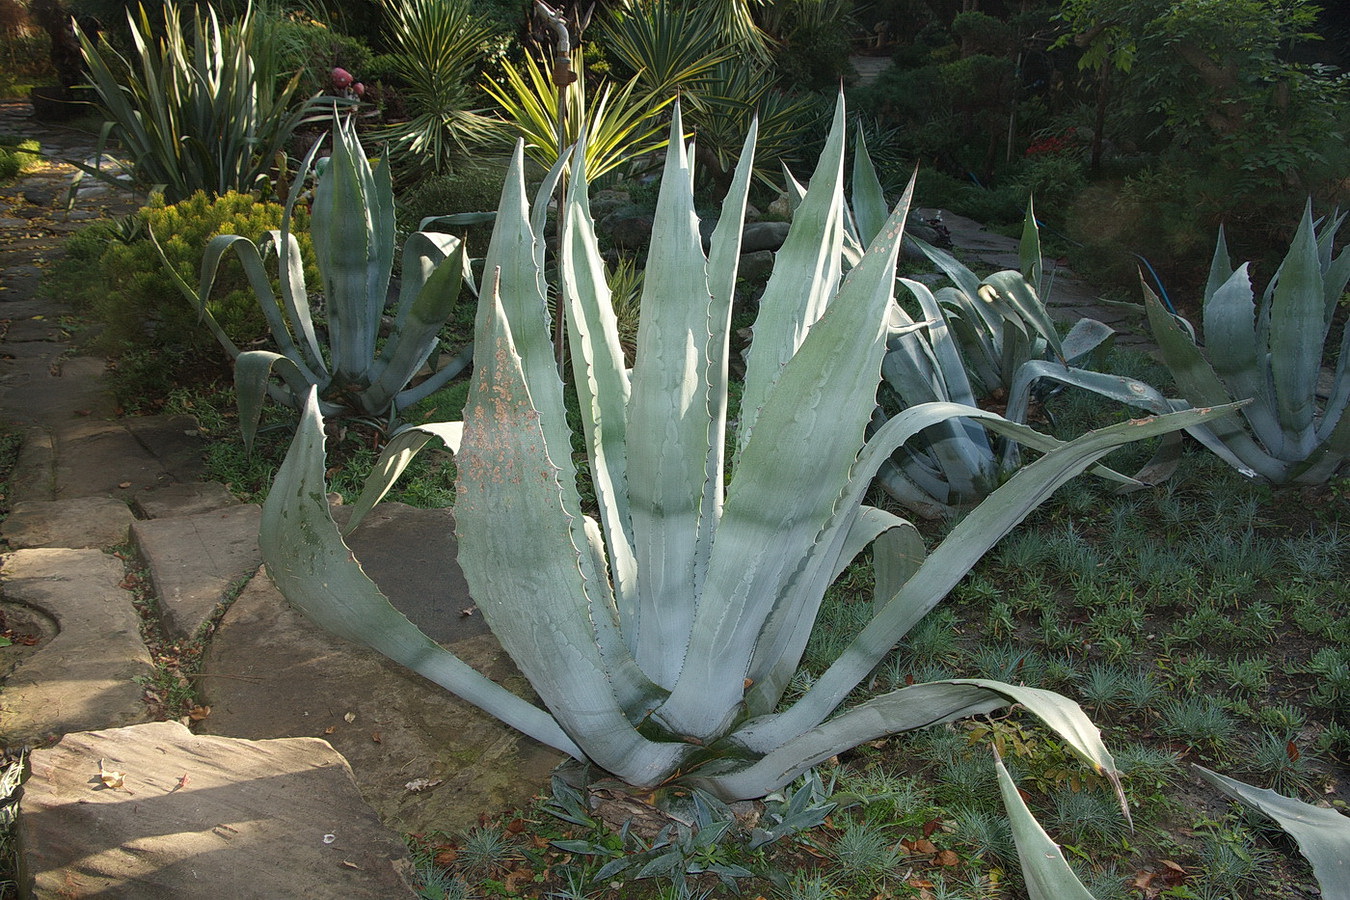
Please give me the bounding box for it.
[331,67,353,89]
[352,82,365,97]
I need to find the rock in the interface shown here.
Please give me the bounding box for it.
[740,221,791,253]
[0,548,153,746]
[738,250,775,283]
[0,497,134,549]
[200,572,562,834]
[588,188,631,220]
[132,482,240,520]
[131,505,262,640]
[17,721,416,898]
[599,204,654,249]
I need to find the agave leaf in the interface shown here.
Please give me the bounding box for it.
[312,115,392,379]
[850,122,888,248]
[343,422,464,533]
[624,105,714,687]
[655,176,913,739]
[456,287,684,784]
[234,350,323,454]
[1059,318,1114,364]
[737,401,1244,752]
[737,94,847,455]
[996,752,1100,899]
[484,142,573,462]
[560,132,638,635]
[1019,198,1043,296]
[1143,286,1278,480]
[697,678,1115,803]
[259,388,581,757]
[1195,765,1350,900]
[743,505,921,717]
[699,120,759,576]
[1268,206,1325,459]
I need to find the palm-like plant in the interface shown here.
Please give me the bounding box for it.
[1145,204,1350,484]
[76,1,329,202]
[376,0,499,176]
[600,0,733,97]
[259,98,1230,852]
[484,50,672,182]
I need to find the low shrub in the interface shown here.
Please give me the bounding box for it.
[0,134,39,179]
[61,191,315,362]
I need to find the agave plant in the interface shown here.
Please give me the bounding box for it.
[1145,204,1350,484]
[161,113,480,449]
[848,149,1184,517]
[76,1,330,202]
[260,98,1230,839]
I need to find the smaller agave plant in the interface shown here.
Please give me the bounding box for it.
[1145,204,1350,484]
[836,134,1184,518]
[161,112,484,449]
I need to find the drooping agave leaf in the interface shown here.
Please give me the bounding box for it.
[260,387,580,757]
[736,401,1243,753]
[1195,765,1350,900]
[343,422,464,533]
[996,751,1100,900]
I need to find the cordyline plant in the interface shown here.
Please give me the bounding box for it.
[259,98,1231,876]
[162,112,482,449]
[1145,203,1350,484]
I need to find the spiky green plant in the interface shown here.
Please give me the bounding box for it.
[1145,204,1350,484]
[258,98,1233,862]
[76,1,329,202]
[160,113,480,448]
[376,0,500,176]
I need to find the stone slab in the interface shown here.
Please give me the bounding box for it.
[132,505,262,640]
[337,501,487,645]
[0,497,133,549]
[200,572,561,834]
[0,548,153,746]
[18,721,416,898]
[7,426,54,503]
[132,482,240,520]
[50,415,206,501]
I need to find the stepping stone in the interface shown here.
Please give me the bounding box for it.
[0,549,153,746]
[132,504,262,640]
[0,497,133,549]
[51,414,206,501]
[200,571,561,834]
[132,481,240,520]
[17,720,416,898]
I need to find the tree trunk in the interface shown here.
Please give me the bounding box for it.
[29,0,83,93]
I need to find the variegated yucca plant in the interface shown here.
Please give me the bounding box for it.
[1145,204,1350,484]
[163,113,482,449]
[260,98,1231,887]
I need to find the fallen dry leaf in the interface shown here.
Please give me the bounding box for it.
[97,759,129,792]
[323,725,337,735]
[371,731,382,743]
[187,705,211,721]
[343,712,356,724]
[405,777,444,793]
